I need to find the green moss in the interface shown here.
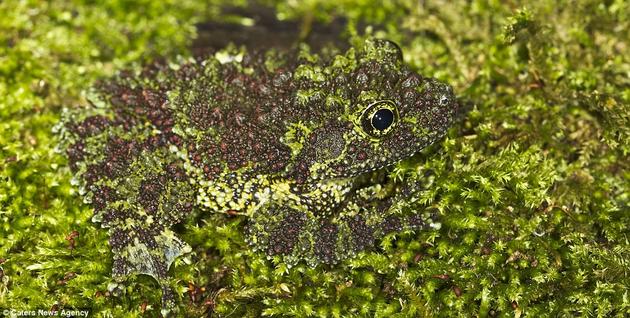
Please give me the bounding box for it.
[1,0,628,317]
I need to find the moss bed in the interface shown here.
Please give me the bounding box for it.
[0,1,628,317]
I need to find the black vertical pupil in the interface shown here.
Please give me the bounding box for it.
[371,108,394,131]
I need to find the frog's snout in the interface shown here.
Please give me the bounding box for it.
[421,79,456,111]
[419,79,458,130]
[434,82,456,109]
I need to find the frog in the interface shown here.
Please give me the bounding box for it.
[56,39,458,307]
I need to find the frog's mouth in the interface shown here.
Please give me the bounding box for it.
[350,167,392,190]
[319,162,397,192]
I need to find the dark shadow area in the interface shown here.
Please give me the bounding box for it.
[192,3,350,54]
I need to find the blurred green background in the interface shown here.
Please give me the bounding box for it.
[0,1,628,317]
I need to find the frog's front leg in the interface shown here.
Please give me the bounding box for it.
[245,181,439,265]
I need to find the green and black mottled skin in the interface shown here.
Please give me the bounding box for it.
[56,39,457,307]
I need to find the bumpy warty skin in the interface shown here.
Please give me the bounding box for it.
[57,39,458,306]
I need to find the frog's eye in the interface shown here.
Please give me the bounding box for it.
[372,108,394,131]
[360,100,399,138]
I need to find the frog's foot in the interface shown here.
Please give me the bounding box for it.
[110,227,189,275]
[109,226,190,310]
[245,203,439,265]
[308,211,439,264]
[109,225,191,299]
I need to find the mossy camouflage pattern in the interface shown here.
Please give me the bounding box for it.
[56,39,457,306]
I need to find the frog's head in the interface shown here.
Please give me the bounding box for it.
[290,39,457,183]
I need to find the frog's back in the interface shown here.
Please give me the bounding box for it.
[168,52,300,180]
[56,49,337,294]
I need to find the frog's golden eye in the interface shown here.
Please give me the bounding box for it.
[360,100,399,138]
